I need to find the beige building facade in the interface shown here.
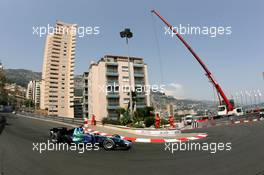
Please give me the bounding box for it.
[40,21,76,117]
[26,80,41,108]
[83,55,150,121]
[82,72,89,118]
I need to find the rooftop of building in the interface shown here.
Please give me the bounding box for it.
[88,55,146,69]
[104,54,144,61]
[55,20,77,27]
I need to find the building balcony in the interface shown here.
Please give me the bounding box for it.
[107,103,120,110]
[106,71,118,76]
[107,92,119,98]
[133,63,144,68]
[107,80,119,85]
[134,72,144,77]
[106,62,118,66]
[135,103,146,108]
[135,81,145,86]
[136,93,146,98]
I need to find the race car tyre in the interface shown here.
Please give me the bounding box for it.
[50,132,59,143]
[123,144,132,150]
[103,139,115,151]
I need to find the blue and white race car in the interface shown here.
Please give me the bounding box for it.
[49,127,132,151]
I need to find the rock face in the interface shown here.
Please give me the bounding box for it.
[0,116,6,135]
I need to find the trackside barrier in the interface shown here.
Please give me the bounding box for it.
[183,113,262,130]
[197,114,261,129]
[18,112,262,130]
[18,112,91,126]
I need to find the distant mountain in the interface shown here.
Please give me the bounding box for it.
[150,90,215,113]
[4,69,42,87]
[4,69,83,94]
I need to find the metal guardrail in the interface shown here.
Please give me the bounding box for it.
[19,112,84,126]
[197,113,261,128]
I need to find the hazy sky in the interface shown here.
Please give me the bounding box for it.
[0,0,263,100]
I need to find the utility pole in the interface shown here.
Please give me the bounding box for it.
[120,28,133,121]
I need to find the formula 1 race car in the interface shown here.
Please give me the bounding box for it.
[49,127,132,151]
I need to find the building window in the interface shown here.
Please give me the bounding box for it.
[122,66,129,72]
[123,76,129,82]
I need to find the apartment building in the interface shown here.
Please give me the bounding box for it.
[83,55,150,121]
[82,72,89,118]
[26,81,33,100]
[40,21,76,117]
[26,80,41,108]
[74,96,83,118]
[73,75,83,118]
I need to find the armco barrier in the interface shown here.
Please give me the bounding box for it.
[19,112,84,126]
[194,113,261,129]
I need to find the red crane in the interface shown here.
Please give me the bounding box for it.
[151,9,234,112]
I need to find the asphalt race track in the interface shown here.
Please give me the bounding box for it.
[0,113,264,175]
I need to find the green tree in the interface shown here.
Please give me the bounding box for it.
[116,107,127,115]
[134,106,155,122]
[0,70,8,105]
[120,110,132,126]
[127,91,137,112]
[24,99,34,108]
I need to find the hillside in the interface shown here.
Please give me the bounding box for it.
[4,69,83,94]
[4,69,42,87]
[150,90,215,114]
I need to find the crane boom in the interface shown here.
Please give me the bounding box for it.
[151,9,234,112]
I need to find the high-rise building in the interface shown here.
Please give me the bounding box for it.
[26,80,41,108]
[83,55,150,121]
[26,81,33,100]
[82,72,89,118]
[73,75,83,118]
[74,96,83,118]
[40,21,77,117]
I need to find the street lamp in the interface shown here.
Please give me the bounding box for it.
[120,28,133,121]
